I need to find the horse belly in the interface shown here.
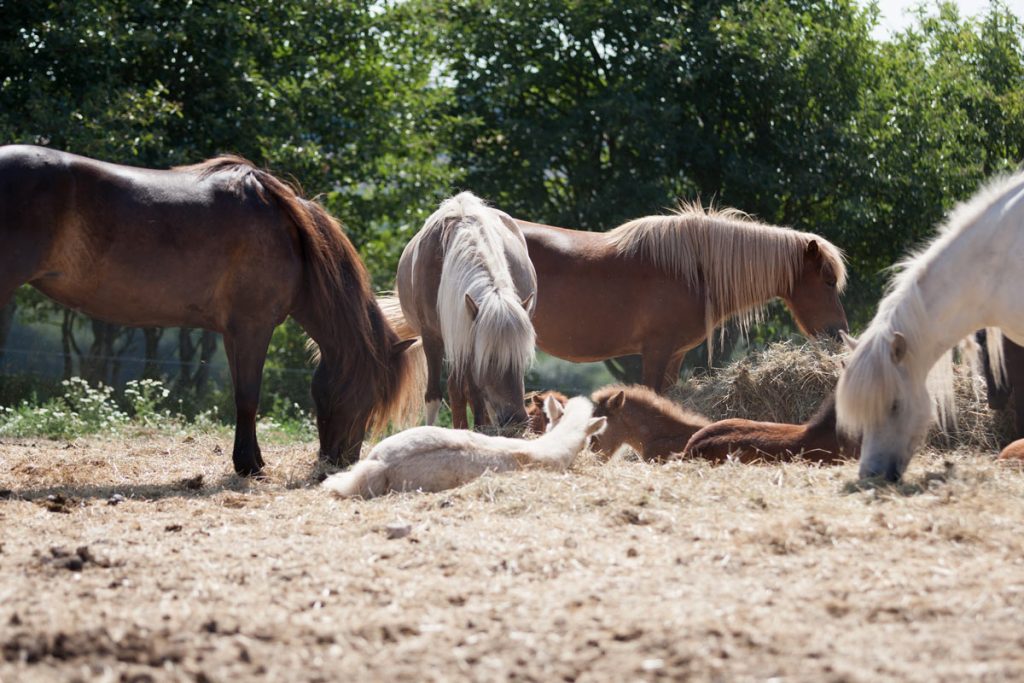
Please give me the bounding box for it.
[35,193,301,330]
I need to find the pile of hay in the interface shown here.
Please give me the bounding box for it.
[669,339,1013,453]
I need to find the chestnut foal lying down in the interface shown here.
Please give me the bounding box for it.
[684,393,856,464]
[999,439,1024,461]
[321,396,606,498]
[589,384,710,461]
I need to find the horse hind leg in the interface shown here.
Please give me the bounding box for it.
[224,327,273,476]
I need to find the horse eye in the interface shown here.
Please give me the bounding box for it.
[890,400,899,415]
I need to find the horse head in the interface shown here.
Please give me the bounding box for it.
[785,240,849,340]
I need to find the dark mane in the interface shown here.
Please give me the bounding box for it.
[805,392,837,431]
[177,156,414,433]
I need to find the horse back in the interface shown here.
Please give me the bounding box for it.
[0,145,304,330]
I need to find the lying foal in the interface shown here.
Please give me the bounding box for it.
[590,384,710,461]
[322,396,606,498]
[526,390,569,434]
[998,439,1024,461]
[683,393,855,464]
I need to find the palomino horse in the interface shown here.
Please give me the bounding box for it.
[518,204,849,392]
[396,192,537,429]
[684,393,856,464]
[321,396,605,498]
[589,384,710,461]
[837,171,1024,481]
[0,145,420,475]
[975,328,1024,439]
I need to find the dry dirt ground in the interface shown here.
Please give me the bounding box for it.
[3,431,1024,682]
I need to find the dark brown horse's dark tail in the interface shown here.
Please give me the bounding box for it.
[178,156,423,434]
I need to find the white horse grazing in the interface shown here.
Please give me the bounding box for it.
[394,192,537,430]
[321,396,606,499]
[837,171,1024,481]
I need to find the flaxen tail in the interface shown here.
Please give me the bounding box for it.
[321,460,391,499]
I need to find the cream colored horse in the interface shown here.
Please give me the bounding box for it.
[321,396,606,498]
[837,171,1024,481]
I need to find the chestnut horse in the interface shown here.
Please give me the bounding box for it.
[525,390,569,434]
[0,145,420,475]
[975,328,1024,439]
[395,192,536,430]
[518,204,849,391]
[684,393,856,464]
[589,384,710,461]
[999,439,1024,461]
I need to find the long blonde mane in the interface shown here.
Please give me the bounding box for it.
[837,171,1024,437]
[606,202,847,356]
[429,192,536,382]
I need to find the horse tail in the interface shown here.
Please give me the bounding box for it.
[322,459,391,499]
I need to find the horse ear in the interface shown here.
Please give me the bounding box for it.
[465,293,479,320]
[607,390,626,413]
[521,293,534,311]
[806,239,820,259]
[586,416,608,437]
[543,394,564,424]
[839,329,858,352]
[891,332,908,364]
[530,394,544,407]
[391,338,417,357]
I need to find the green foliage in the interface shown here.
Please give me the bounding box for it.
[2,0,1024,400]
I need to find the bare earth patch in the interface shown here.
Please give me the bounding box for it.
[2,433,1024,682]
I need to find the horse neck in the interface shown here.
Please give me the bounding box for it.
[527,410,588,464]
[912,231,1015,377]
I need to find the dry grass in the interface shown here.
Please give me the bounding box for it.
[3,429,1024,682]
[672,339,1016,450]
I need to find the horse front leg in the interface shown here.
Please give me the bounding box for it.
[448,373,470,429]
[422,333,445,425]
[641,346,674,394]
[224,328,273,476]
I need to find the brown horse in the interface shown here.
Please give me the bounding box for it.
[525,390,569,434]
[518,204,848,391]
[589,384,710,461]
[683,393,856,464]
[0,145,420,475]
[975,329,1024,439]
[395,192,537,430]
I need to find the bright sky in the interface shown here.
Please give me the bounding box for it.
[871,0,1022,38]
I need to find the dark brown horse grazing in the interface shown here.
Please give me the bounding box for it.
[975,329,1024,439]
[0,145,420,475]
[683,393,856,464]
[525,390,569,434]
[589,384,710,461]
[518,205,849,392]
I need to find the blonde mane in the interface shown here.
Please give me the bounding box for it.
[429,192,536,382]
[606,202,847,356]
[837,171,1024,438]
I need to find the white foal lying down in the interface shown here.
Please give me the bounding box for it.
[322,396,605,498]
